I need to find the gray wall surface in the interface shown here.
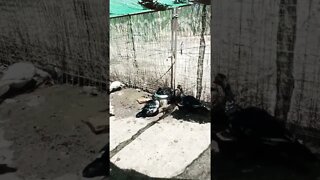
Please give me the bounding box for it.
[0,0,108,88]
[110,5,211,102]
[213,0,320,130]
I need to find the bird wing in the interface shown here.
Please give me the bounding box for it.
[183,96,202,107]
[143,100,158,109]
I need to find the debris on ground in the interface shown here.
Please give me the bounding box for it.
[0,84,106,180]
[81,113,109,135]
[136,97,152,104]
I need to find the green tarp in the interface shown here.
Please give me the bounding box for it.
[110,0,191,18]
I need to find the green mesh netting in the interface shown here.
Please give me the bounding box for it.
[110,0,190,18]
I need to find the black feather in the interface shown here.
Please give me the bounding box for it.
[136,99,160,118]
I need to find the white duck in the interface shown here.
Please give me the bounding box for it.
[109,81,125,93]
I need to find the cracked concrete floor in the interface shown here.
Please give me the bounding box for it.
[109,88,211,180]
[0,84,107,180]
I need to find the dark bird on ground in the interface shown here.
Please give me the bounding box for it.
[213,73,317,161]
[136,96,160,118]
[155,86,175,104]
[174,85,209,113]
[155,87,173,97]
[213,73,291,141]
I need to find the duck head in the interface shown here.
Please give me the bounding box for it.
[119,82,125,88]
[172,85,183,104]
[214,73,235,102]
[214,73,228,89]
[174,85,184,98]
[176,85,183,94]
[156,87,162,93]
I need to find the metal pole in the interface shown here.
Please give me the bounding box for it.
[170,9,174,90]
[171,8,178,92]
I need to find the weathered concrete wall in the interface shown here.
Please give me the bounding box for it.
[212,0,279,112]
[110,5,211,102]
[212,0,320,129]
[213,0,320,130]
[0,0,108,89]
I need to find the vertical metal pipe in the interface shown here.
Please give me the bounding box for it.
[171,8,178,92]
[274,0,297,125]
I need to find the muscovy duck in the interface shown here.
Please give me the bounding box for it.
[174,85,208,113]
[136,96,160,118]
[211,84,230,132]
[155,86,175,105]
[155,87,173,99]
[213,73,317,161]
[109,81,125,93]
[154,86,179,116]
[213,73,293,141]
[82,144,108,178]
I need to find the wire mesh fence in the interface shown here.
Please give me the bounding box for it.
[213,0,320,133]
[0,0,108,91]
[110,4,211,102]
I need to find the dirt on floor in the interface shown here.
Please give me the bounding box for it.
[0,84,108,180]
[110,88,151,119]
[111,88,211,123]
[110,88,211,180]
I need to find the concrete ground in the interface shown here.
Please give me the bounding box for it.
[211,144,320,180]
[0,84,107,180]
[109,88,211,180]
[211,126,320,180]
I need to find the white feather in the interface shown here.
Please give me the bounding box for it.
[109,81,125,92]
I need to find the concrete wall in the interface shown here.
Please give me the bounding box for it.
[110,5,211,102]
[0,0,108,89]
[213,0,320,130]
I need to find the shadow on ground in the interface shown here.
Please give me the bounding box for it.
[0,80,38,103]
[110,162,181,180]
[110,88,211,179]
[0,164,17,175]
[212,139,320,180]
[170,108,211,124]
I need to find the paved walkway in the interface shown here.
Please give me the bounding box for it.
[110,97,211,179]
